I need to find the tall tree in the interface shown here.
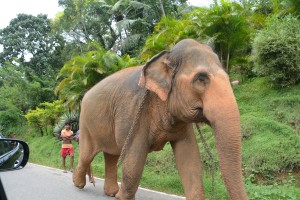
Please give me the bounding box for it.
[0,14,65,77]
[54,0,188,56]
[55,0,117,52]
[113,0,188,56]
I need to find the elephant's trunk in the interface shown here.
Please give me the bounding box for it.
[201,70,248,199]
[211,101,248,200]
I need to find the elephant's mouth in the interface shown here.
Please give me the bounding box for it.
[191,108,207,123]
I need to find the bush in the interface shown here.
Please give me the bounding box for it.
[25,100,65,136]
[252,15,300,87]
[0,106,24,135]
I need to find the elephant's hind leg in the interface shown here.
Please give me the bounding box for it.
[73,128,95,189]
[104,153,120,197]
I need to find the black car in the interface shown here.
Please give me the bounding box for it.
[0,138,30,200]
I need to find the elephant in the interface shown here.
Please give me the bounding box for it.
[72,39,248,200]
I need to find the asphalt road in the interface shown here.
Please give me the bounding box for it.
[0,163,185,200]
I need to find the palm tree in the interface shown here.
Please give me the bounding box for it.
[186,1,252,73]
[139,16,200,61]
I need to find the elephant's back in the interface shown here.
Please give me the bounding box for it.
[79,65,146,152]
[83,65,143,104]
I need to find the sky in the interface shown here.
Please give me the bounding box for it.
[0,0,63,29]
[0,0,213,29]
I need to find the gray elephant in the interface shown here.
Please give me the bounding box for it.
[73,39,248,200]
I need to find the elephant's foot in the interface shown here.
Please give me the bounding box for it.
[72,167,87,189]
[115,187,135,200]
[104,180,119,197]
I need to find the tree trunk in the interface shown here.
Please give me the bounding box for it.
[158,0,166,17]
[226,44,230,73]
[39,127,44,136]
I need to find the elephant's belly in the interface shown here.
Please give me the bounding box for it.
[149,132,168,152]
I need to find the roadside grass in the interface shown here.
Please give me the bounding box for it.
[234,78,300,176]
[21,77,300,199]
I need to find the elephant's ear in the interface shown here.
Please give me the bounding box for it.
[138,51,172,101]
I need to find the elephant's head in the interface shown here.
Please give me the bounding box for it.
[139,39,247,199]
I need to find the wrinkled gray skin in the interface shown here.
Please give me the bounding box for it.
[73,39,248,200]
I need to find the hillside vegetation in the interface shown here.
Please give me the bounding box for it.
[24,77,300,200]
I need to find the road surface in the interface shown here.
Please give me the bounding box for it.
[0,163,185,200]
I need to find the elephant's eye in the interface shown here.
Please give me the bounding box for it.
[194,72,209,84]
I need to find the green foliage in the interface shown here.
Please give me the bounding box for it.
[55,0,116,51]
[114,0,188,56]
[0,63,54,135]
[0,14,67,123]
[0,14,65,77]
[55,0,188,56]
[252,15,300,87]
[246,182,300,200]
[233,78,300,179]
[273,0,300,16]
[0,105,24,135]
[268,95,300,133]
[0,63,31,112]
[282,0,300,16]
[230,56,257,80]
[55,42,140,110]
[140,17,199,61]
[242,115,300,175]
[186,1,252,72]
[240,0,300,17]
[25,100,65,136]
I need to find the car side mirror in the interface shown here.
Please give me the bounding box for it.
[0,139,30,171]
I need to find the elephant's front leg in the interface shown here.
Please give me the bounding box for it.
[73,155,91,189]
[115,136,149,200]
[171,126,205,200]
